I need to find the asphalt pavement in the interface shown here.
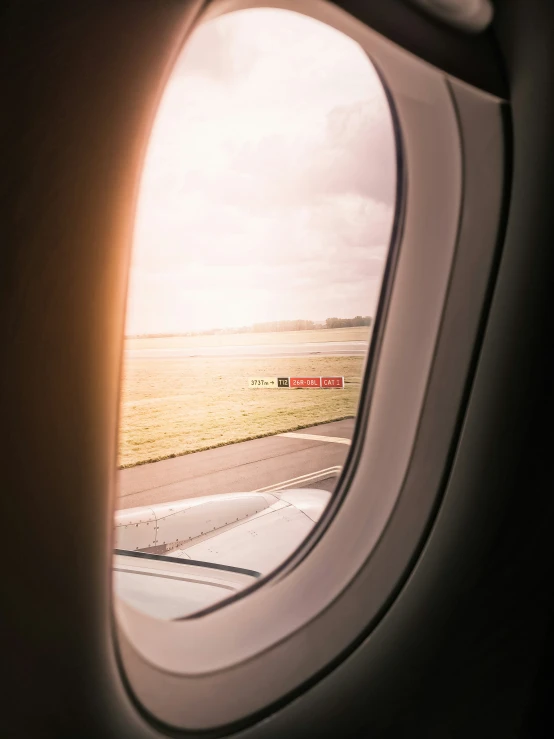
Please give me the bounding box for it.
[125,341,367,360]
[117,418,355,510]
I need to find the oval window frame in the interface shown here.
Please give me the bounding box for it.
[113,0,507,732]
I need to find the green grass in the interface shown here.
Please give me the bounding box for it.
[119,354,365,468]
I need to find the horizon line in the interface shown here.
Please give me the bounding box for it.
[125,316,373,339]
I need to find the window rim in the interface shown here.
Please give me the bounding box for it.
[113,0,507,731]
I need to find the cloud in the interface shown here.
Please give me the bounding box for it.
[173,19,248,83]
[127,9,397,334]
[314,101,396,204]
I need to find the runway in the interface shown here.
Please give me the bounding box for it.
[125,341,368,360]
[117,418,355,510]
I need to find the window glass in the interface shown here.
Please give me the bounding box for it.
[114,8,396,619]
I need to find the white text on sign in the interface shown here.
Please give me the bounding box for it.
[248,377,344,389]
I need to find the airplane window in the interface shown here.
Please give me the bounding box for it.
[114,7,396,619]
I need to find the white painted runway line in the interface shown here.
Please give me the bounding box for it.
[253,466,342,493]
[279,432,352,445]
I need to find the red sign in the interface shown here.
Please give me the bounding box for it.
[322,376,344,388]
[290,377,321,388]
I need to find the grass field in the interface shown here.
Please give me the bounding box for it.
[119,353,365,468]
[125,326,370,351]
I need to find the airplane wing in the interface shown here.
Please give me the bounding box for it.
[114,488,331,619]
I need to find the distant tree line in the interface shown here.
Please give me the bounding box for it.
[325,316,372,329]
[127,316,372,339]
[251,319,319,333]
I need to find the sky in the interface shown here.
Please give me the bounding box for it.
[125,8,396,335]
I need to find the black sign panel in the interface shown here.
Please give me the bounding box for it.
[277,377,290,388]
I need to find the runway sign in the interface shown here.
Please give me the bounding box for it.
[290,377,321,388]
[248,378,278,388]
[321,377,344,388]
[248,377,344,389]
